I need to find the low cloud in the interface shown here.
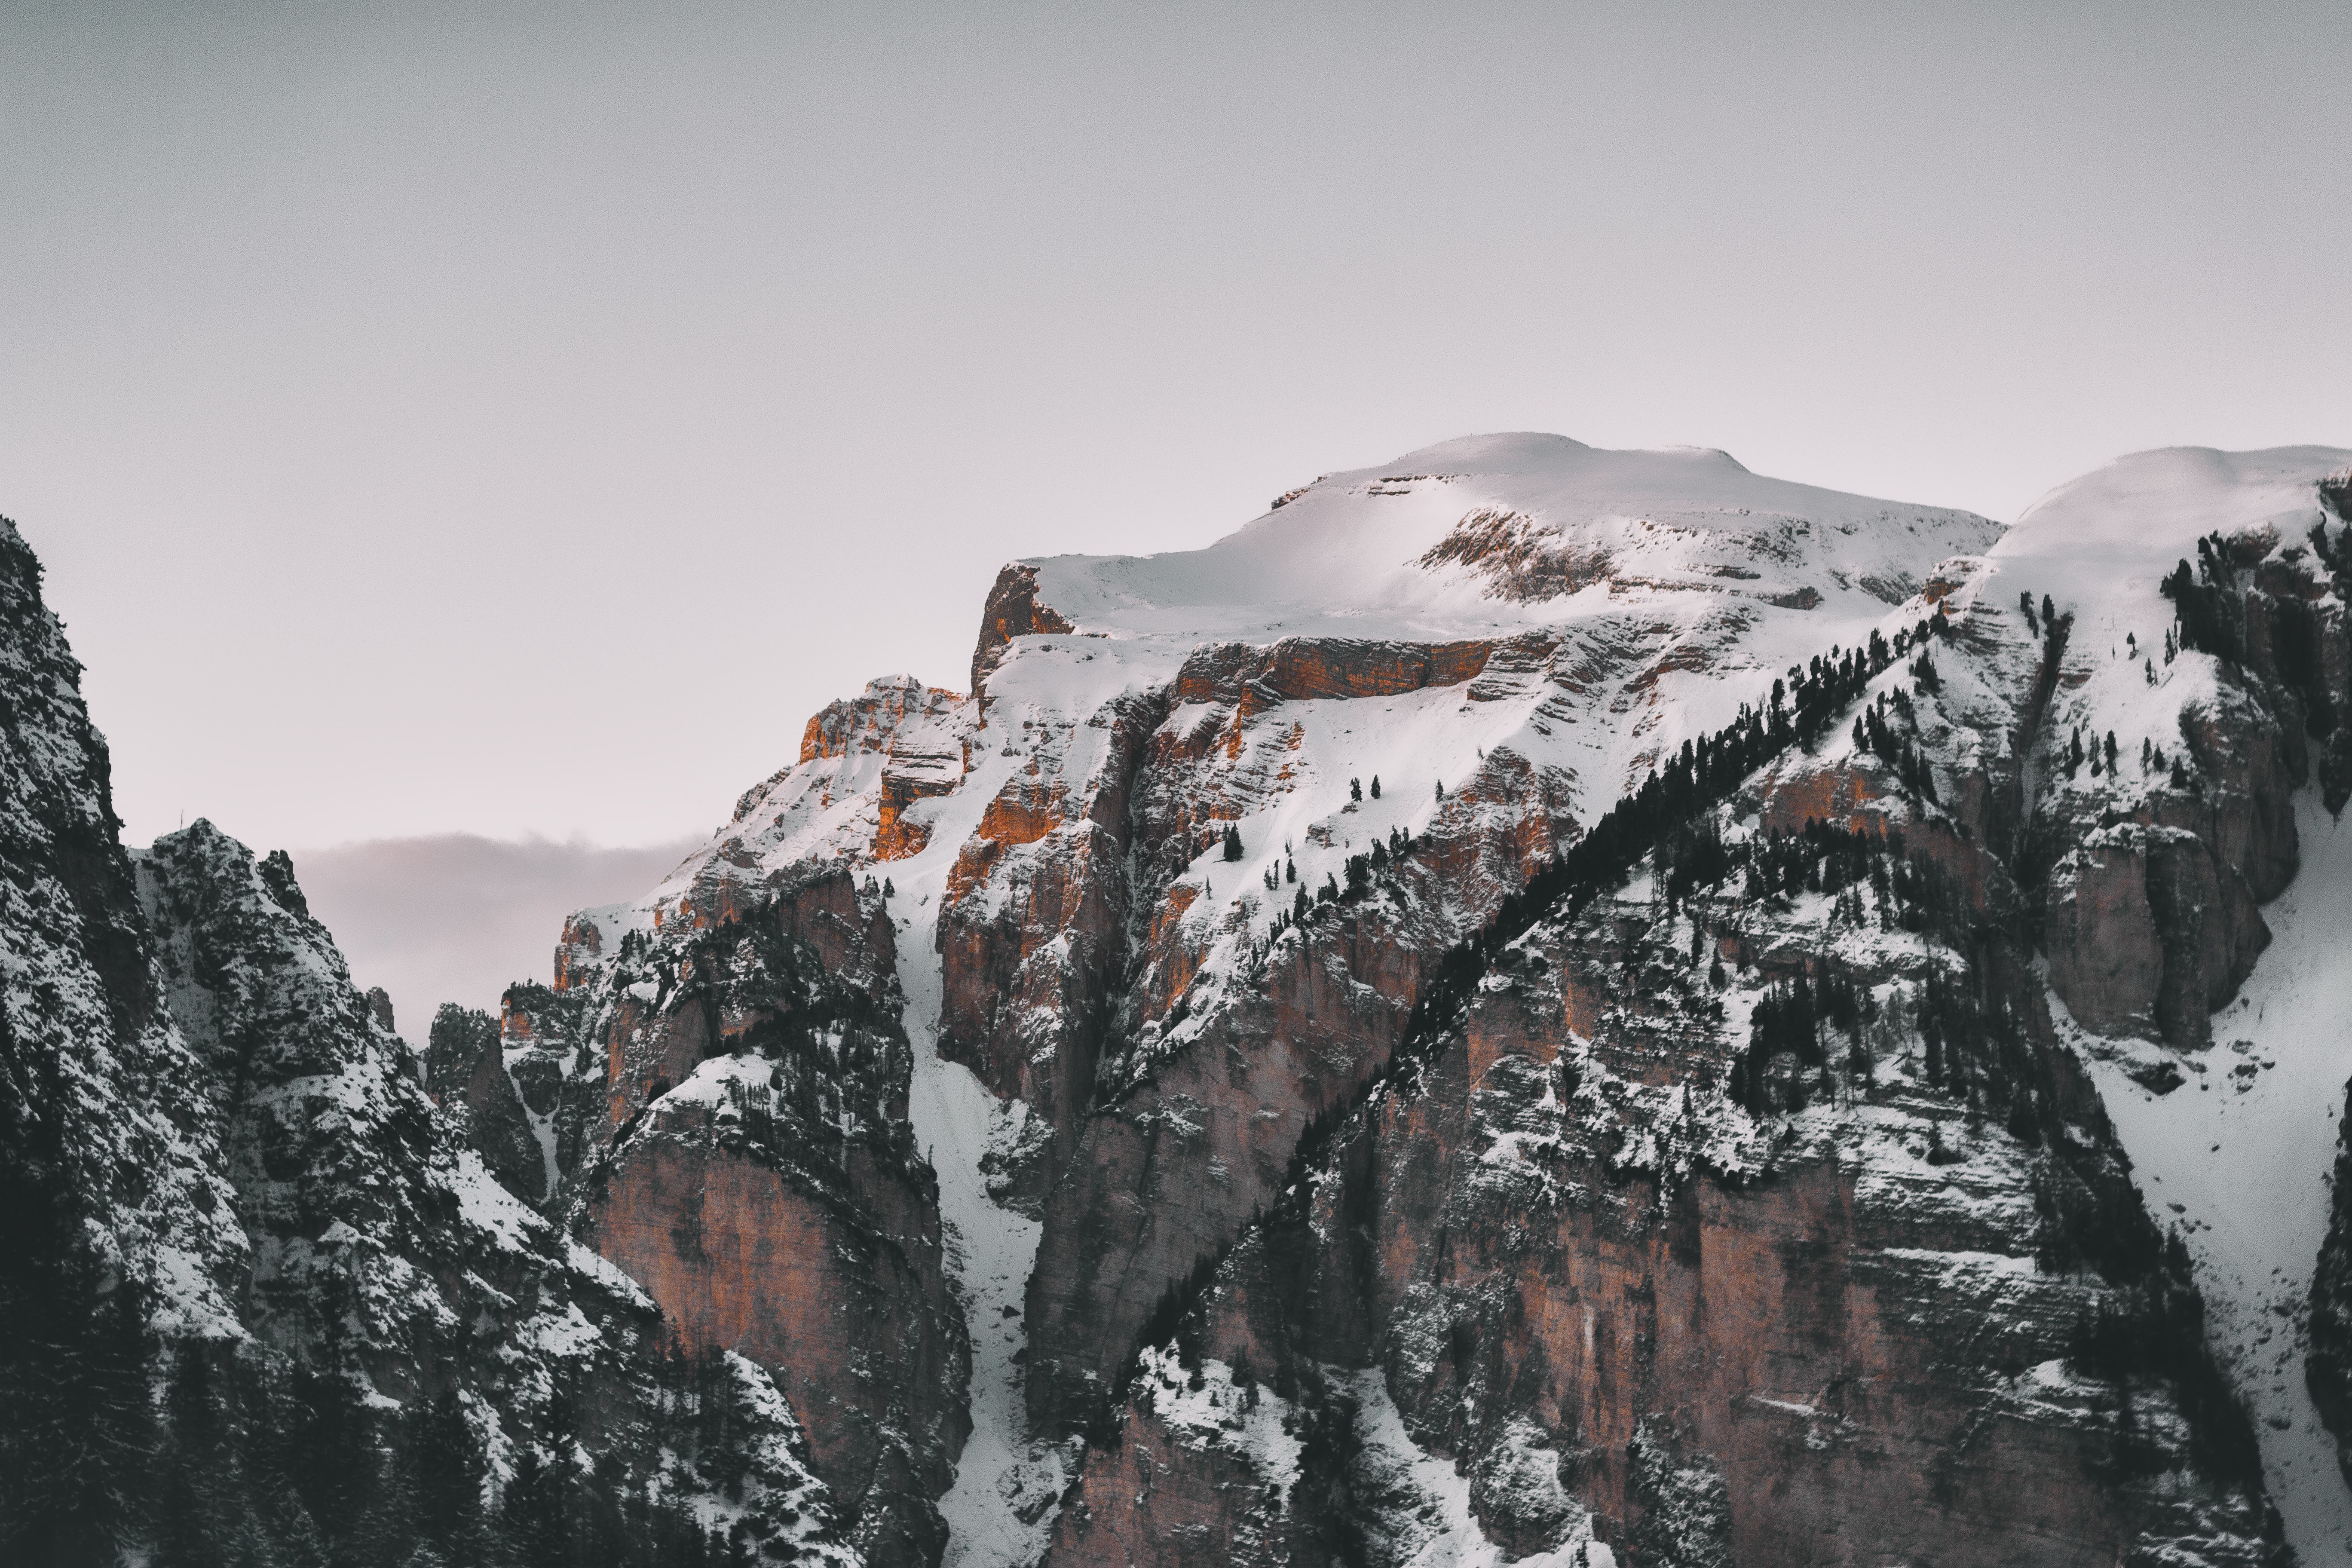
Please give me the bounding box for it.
[286,833,704,1038]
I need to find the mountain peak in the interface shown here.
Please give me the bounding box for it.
[1008,433,1996,658]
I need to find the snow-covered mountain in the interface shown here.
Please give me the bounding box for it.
[9,432,2352,1567]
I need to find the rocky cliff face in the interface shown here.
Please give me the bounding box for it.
[481,435,2352,1565]
[2309,1079,2352,1483]
[570,864,971,1568]
[426,854,973,1564]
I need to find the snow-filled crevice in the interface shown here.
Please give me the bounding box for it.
[888,780,1074,1568]
[2086,791,2352,1559]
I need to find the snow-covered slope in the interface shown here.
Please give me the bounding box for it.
[1984,445,2352,1559]
[1995,445,2348,588]
[473,434,2352,1567]
[1027,432,1990,645]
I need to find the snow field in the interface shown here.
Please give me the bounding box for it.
[2088,792,2352,1559]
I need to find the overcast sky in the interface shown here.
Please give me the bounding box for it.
[290,833,699,1033]
[5,2,2348,1010]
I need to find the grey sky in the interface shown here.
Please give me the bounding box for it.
[288,833,699,1032]
[7,0,2349,861]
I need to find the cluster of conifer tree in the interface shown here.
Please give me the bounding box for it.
[2159,532,2245,665]
[1245,615,1954,1229]
[1849,683,1939,800]
[7,1271,784,1568]
[2,981,831,1568]
[1264,824,1420,940]
[1729,962,1876,1115]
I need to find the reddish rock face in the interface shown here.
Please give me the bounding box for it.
[1756,756,1893,837]
[1043,1391,1294,1568]
[800,675,965,767]
[587,1109,966,1567]
[1022,745,1581,1433]
[2045,823,2270,1050]
[1171,636,1505,706]
[545,863,970,1565]
[1040,812,2280,1568]
[554,909,605,991]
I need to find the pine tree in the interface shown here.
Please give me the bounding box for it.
[404,1388,486,1565]
[286,1363,377,1560]
[1221,824,1243,861]
[504,1442,570,1568]
[1369,775,1381,799]
[155,1343,247,1568]
[0,1032,158,1568]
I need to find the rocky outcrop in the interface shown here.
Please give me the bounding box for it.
[2044,822,2269,1050]
[1170,636,1505,706]
[400,855,974,1564]
[588,1103,965,1566]
[972,563,1075,705]
[2037,532,2351,1054]
[2309,1078,2352,1484]
[555,864,969,1566]
[1419,506,1616,601]
[423,1001,551,1200]
[934,692,1164,1208]
[1023,747,1580,1433]
[796,677,969,861]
